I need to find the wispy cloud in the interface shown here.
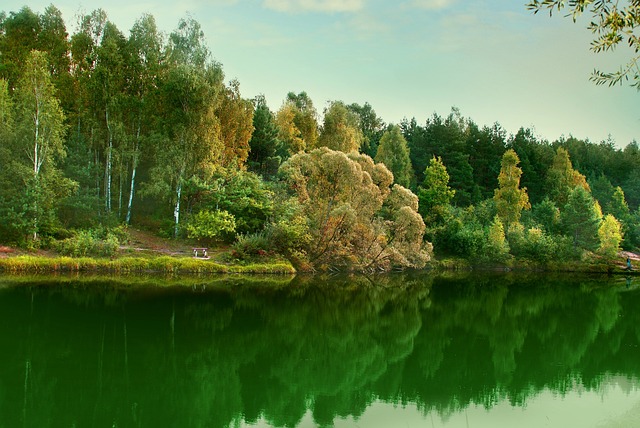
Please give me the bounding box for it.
[263,0,364,13]
[407,0,455,10]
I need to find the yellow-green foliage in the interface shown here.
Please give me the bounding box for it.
[0,255,296,275]
[597,214,623,259]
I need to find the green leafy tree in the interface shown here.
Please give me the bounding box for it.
[494,149,530,228]
[527,0,640,88]
[532,197,561,234]
[597,214,623,259]
[285,91,318,148]
[122,13,164,224]
[144,17,225,237]
[186,209,236,243]
[561,186,602,251]
[374,125,412,188]
[485,216,510,262]
[317,101,363,153]
[508,128,555,205]
[14,50,72,241]
[347,102,385,157]
[547,147,590,206]
[417,156,455,223]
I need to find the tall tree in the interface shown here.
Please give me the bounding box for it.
[561,186,602,251]
[145,17,224,237]
[347,102,385,157]
[275,102,305,156]
[216,79,254,168]
[0,7,41,89]
[374,125,412,188]
[14,50,70,240]
[494,149,530,228]
[546,147,589,206]
[285,91,318,147]
[317,101,363,153]
[417,156,455,223]
[123,13,164,224]
[248,95,281,177]
[94,20,127,214]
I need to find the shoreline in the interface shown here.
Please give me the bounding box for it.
[0,253,635,276]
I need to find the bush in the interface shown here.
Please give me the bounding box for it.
[185,210,236,243]
[231,232,271,260]
[53,229,120,257]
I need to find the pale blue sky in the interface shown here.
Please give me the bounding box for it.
[4,0,638,146]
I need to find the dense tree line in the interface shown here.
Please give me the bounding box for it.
[0,5,638,270]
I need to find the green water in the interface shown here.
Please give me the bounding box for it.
[1,273,639,428]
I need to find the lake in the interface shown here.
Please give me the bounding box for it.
[1,272,639,428]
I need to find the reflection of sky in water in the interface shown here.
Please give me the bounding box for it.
[242,376,640,427]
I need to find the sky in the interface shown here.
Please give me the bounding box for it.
[3,0,638,146]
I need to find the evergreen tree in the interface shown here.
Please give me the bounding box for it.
[248,95,281,177]
[561,186,602,251]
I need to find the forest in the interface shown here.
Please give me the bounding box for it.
[0,5,639,272]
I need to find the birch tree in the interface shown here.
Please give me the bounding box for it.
[123,14,163,224]
[145,17,224,237]
[14,50,68,240]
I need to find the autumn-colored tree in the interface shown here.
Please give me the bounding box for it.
[216,79,254,168]
[275,102,305,156]
[494,149,530,227]
[279,147,430,271]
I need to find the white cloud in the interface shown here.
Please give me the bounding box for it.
[408,0,455,10]
[263,0,364,13]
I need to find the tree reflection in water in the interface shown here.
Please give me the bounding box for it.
[0,273,638,427]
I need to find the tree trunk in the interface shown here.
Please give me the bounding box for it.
[105,107,112,213]
[174,179,182,238]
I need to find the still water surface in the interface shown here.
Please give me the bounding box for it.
[1,273,639,428]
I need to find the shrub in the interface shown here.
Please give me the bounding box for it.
[53,229,120,257]
[232,232,271,260]
[185,210,236,243]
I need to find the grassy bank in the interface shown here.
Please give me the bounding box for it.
[427,256,635,275]
[0,255,296,275]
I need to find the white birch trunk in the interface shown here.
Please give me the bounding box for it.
[126,120,141,225]
[174,180,182,238]
[105,107,112,213]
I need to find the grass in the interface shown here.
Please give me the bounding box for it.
[0,255,296,275]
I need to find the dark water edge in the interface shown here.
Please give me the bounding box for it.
[1,272,639,428]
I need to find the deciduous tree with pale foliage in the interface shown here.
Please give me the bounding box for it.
[279,147,430,271]
[494,149,530,228]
